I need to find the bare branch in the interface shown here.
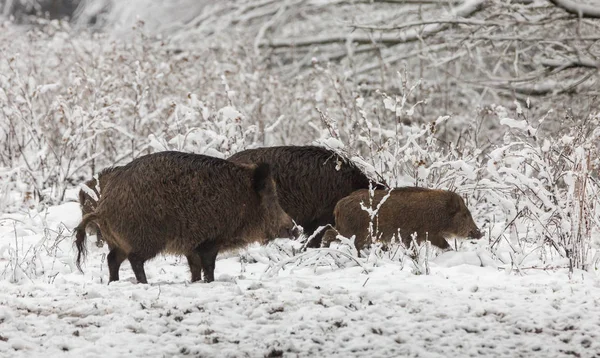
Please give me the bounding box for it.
[541,57,600,70]
[547,0,600,19]
[492,71,597,96]
[262,33,414,48]
[261,0,487,48]
[353,19,504,31]
[253,0,290,56]
[445,35,600,41]
[347,0,460,3]
[355,43,450,75]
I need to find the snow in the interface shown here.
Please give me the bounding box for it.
[1,199,600,357]
[265,115,285,133]
[383,96,396,112]
[318,137,345,151]
[35,83,61,95]
[78,183,98,202]
[500,117,528,130]
[218,106,243,122]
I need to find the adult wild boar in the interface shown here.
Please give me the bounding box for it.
[74,151,295,284]
[228,145,384,248]
[78,167,122,248]
[322,187,483,254]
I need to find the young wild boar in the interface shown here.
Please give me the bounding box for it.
[322,187,483,254]
[228,146,384,248]
[74,151,295,284]
[78,167,122,248]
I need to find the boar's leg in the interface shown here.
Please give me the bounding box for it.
[127,252,149,284]
[185,251,204,283]
[195,241,220,283]
[107,247,127,283]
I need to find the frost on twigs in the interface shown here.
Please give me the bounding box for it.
[258,225,369,278]
[262,247,370,279]
[486,107,600,272]
[1,213,72,283]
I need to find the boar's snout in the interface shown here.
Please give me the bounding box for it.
[267,204,296,241]
[289,224,301,239]
[277,215,298,239]
[278,226,298,239]
[469,228,483,239]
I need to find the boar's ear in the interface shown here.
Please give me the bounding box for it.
[446,192,462,215]
[253,162,272,194]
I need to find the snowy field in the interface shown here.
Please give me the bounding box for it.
[1,190,600,358]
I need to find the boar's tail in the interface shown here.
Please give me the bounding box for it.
[74,212,100,273]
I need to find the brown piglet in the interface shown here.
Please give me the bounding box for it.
[322,187,483,254]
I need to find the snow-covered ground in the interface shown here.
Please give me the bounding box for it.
[1,192,600,358]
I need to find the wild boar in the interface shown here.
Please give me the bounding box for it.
[228,145,384,248]
[322,187,483,254]
[78,167,122,248]
[74,151,295,284]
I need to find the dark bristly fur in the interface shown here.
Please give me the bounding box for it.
[253,163,271,192]
[78,166,122,248]
[74,151,294,284]
[322,187,483,254]
[228,145,385,248]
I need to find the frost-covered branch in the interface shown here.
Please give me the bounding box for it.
[352,18,504,31]
[540,57,600,70]
[354,44,449,75]
[444,35,600,41]
[261,0,486,48]
[262,33,415,48]
[547,0,600,19]
[507,71,596,96]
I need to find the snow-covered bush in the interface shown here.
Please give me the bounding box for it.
[0,19,339,210]
[485,105,600,273]
[0,209,72,283]
[1,11,600,275]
